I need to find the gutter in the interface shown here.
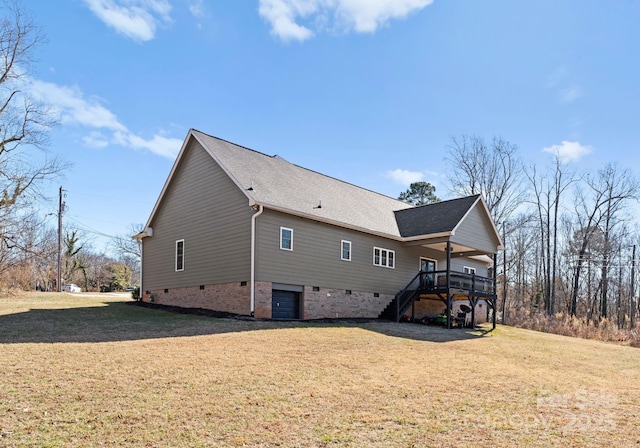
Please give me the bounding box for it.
[251,202,403,242]
[250,204,264,315]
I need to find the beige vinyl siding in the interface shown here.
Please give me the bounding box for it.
[448,257,492,277]
[255,209,442,295]
[451,204,501,254]
[142,140,253,290]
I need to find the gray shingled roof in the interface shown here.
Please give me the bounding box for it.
[192,130,414,238]
[394,195,481,238]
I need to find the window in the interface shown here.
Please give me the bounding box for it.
[373,247,395,268]
[463,266,476,275]
[280,227,293,251]
[341,240,351,261]
[175,239,184,271]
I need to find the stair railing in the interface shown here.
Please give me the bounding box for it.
[394,271,424,321]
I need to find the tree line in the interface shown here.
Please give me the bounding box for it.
[400,135,640,331]
[3,217,141,292]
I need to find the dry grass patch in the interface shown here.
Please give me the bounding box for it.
[1,292,639,447]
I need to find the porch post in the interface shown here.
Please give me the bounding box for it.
[470,298,476,329]
[471,274,476,328]
[493,253,498,329]
[446,240,452,329]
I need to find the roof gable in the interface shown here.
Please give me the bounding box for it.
[394,195,481,238]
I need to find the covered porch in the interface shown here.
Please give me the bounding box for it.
[379,239,499,329]
[382,195,503,328]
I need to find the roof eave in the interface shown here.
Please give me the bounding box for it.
[253,203,466,243]
[254,202,403,241]
[401,232,454,242]
[191,131,257,205]
[141,129,197,230]
[142,129,258,230]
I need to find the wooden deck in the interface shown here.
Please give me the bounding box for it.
[416,270,496,299]
[379,269,498,329]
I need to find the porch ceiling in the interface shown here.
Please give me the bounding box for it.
[404,238,494,259]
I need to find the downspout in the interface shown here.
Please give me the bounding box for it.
[446,240,452,329]
[138,239,143,301]
[250,205,264,316]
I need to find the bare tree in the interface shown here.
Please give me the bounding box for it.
[569,164,639,317]
[83,251,113,292]
[0,1,62,274]
[111,223,143,260]
[62,229,86,287]
[527,157,576,314]
[0,210,55,289]
[445,135,526,225]
[111,223,143,286]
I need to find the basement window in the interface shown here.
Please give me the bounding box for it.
[175,239,185,271]
[373,247,395,268]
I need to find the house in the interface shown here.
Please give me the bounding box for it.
[135,129,503,328]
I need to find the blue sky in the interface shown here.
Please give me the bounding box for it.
[27,0,640,254]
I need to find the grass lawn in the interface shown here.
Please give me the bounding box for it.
[1,292,639,447]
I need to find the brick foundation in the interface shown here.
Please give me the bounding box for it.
[142,281,408,321]
[143,282,251,315]
[253,281,273,319]
[303,287,393,319]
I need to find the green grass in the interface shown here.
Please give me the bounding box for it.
[1,292,639,447]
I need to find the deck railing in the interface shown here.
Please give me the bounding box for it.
[418,270,495,296]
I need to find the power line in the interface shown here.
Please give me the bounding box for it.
[65,217,118,239]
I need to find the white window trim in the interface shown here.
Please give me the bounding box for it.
[463,266,477,275]
[373,246,395,269]
[280,227,293,251]
[341,240,352,261]
[175,239,185,272]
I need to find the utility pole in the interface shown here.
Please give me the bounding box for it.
[57,187,65,292]
[501,221,507,325]
[631,244,636,329]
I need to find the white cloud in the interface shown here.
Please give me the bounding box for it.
[31,80,127,132]
[545,66,584,104]
[258,0,316,42]
[336,0,434,32]
[559,85,583,104]
[82,0,172,42]
[545,65,568,89]
[258,0,433,42]
[188,0,207,19]
[30,79,181,159]
[387,168,424,186]
[114,131,182,158]
[543,141,593,164]
[82,131,110,148]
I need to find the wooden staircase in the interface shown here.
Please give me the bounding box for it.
[378,271,423,322]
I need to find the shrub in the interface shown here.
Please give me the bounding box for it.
[507,306,640,346]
